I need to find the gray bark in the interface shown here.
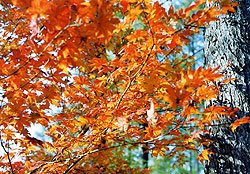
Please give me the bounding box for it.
[204,0,250,173]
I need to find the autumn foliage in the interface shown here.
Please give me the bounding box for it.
[0,0,247,173]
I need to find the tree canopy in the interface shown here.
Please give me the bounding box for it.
[0,0,247,173]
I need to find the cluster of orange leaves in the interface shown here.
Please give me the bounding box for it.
[0,0,248,173]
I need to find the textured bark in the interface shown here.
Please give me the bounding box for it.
[142,143,149,168]
[204,1,250,173]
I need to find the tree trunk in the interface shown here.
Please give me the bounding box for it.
[204,1,250,173]
[142,123,149,168]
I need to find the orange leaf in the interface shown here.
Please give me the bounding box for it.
[197,149,213,165]
[231,117,250,132]
[221,78,236,84]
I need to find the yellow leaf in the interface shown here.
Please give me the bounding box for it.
[197,149,213,165]
[51,99,60,107]
[78,117,89,124]
[58,62,68,74]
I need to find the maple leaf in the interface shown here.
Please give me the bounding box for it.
[120,0,129,14]
[28,0,51,18]
[191,130,209,140]
[89,58,108,71]
[197,149,213,165]
[126,5,143,24]
[142,72,160,93]
[231,117,250,133]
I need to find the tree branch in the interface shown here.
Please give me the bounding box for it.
[0,131,14,174]
[0,22,84,81]
[115,44,155,109]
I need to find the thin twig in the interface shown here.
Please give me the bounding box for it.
[0,20,21,53]
[30,116,210,174]
[62,139,157,174]
[0,131,14,174]
[3,59,50,97]
[29,163,48,174]
[1,23,86,97]
[0,23,84,81]
[115,44,155,109]
[63,114,185,173]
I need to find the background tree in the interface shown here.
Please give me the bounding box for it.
[204,0,250,173]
